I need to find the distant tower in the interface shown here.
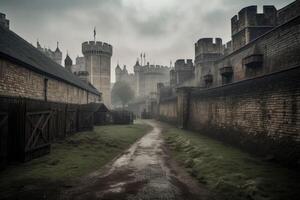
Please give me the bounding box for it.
[115,63,122,82]
[64,53,73,72]
[82,41,113,107]
[54,42,62,65]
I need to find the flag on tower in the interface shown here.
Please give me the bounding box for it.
[94,27,96,41]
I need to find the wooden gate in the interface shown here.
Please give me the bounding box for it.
[66,105,77,135]
[50,104,66,140]
[23,111,52,161]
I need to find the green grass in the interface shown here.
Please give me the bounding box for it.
[163,126,300,200]
[0,122,152,199]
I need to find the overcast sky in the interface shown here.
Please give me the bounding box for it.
[0,0,294,82]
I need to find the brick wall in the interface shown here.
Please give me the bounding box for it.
[188,67,300,166]
[158,66,300,166]
[0,58,99,104]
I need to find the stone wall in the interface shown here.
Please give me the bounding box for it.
[158,97,177,124]
[159,66,300,166]
[215,16,300,86]
[0,58,99,104]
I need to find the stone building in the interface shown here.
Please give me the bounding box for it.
[115,58,170,116]
[0,21,100,104]
[174,1,300,89]
[64,42,113,107]
[115,59,170,98]
[36,41,62,65]
[115,64,135,93]
[158,0,300,166]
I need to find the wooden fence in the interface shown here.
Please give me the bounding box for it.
[111,110,134,125]
[0,96,99,168]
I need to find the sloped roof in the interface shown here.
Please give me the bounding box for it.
[0,26,100,95]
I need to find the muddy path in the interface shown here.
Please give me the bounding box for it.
[61,120,214,200]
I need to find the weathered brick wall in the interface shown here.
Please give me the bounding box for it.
[0,58,99,104]
[158,97,177,124]
[188,66,300,166]
[215,16,300,85]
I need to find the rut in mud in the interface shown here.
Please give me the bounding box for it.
[61,120,212,200]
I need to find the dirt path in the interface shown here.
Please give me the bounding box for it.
[61,120,213,200]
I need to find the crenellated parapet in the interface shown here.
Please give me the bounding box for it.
[195,38,223,57]
[135,64,170,74]
[231,6,277,36]
[82,41,113,56]
[175,59,194,71]
[231,5,277,51]
[195,38,223,64]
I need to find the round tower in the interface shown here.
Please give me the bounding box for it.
[82,41,113,107]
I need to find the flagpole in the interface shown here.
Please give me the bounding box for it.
[94,27,96,42]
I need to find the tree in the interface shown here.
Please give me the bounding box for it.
[111,81,134,108]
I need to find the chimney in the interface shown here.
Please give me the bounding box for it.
[0,13,9,29]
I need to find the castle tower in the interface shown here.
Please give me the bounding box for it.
[82,41,113,107]
[231,6,277,51]
[115,64,122,82]
[54,42,62,65]
[174,59,194,86]
[194,38,223,87]
[64,53,73,72]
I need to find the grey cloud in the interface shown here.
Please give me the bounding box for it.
[0,0,295,81]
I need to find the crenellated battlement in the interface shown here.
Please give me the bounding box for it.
[231,5,277,36]
[174,59,194,71]
[82,41,113,56]
[195,38,223,57]
[135,64,170,74]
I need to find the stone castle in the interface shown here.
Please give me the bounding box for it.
[36,41,62,65]
[64,41,113,107]
[36,38,113,107]
[158,0,300,166]
[189,3,300,88]
[115,58,170,98]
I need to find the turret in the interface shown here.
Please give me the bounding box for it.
[123,65,128,74]
[115,64,122,82]
[82,41,113,56]
[53,42,62,65]
[134,59,141,73]
[195,38,223,65]
[64,53,73,72]
[82,40,113,107]
[231,5,277,51]
[173,59,195,85]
